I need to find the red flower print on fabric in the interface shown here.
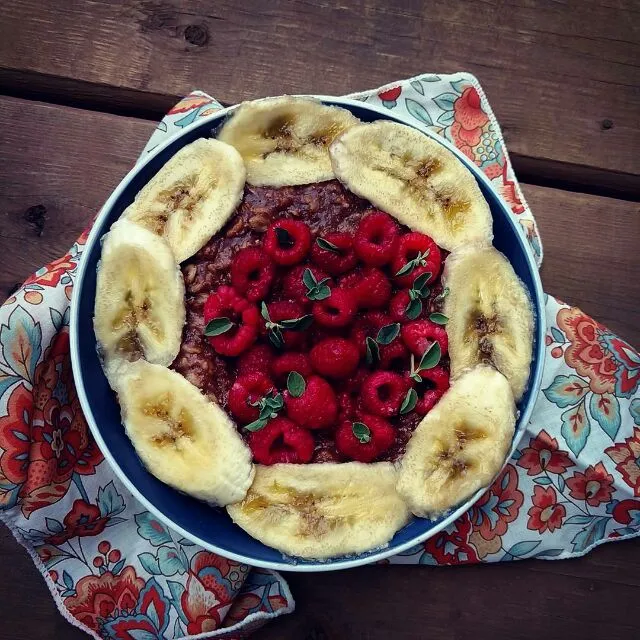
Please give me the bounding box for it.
[45,499,108,545]
[450,87,489,148]
[23,254,76,289]
[423,513,479,565]
[517,430,574,476]
[566,462,614,507]
[606,427,640,497]
[527,486,565,534]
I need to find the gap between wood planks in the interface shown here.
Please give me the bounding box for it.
[0,68,638,203]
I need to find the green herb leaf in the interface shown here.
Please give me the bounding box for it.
[365,336,380,365]
[399,388,418,414]
[376,323,401,345]
[302,268,317,290]
[395,260,418,278]
[352,421,371,444]
[405,298,422,320]
[204,317,235,337]
[287,371,306,397]
[244,418,268,432]
[275,226,294,247]
[268,327,284,348]
[260,302,271,322]
[434,286,450,302]
[316,237,341,253]
[412,272,431,292]
[417,341,442,371]
[279,314,313,331]
[429,312,449,325]
[307,284,331,301]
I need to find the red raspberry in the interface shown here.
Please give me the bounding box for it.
[230,247,275,302]
[361,371,409,417]
[264,219,311,265]
[353,267,391,309]
[237,344,274,376]
[282,264,331,305]
[203,286,260,356]
[262,300,307,349]
[350,311,389,355]
[414,366,450,415]
[337,391,357,422]
[271,352,313,383]
[249,417,314,465]
[335,414,395,462]
[401,320,449,357]
[353,210,399,266]
[285,375,338,429]
[227,371,274,424]
[389,290,414,323]
[338,270,362,291]
[312,289,357,328]
[379,339,409,371]
[310,232,358,275]
[310,338,360,379]
[392,232,442,287]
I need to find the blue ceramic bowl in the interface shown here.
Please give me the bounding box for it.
[70,97,545,571]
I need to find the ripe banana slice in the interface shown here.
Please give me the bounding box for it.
[123,138,245,263]
[94,220,185,375]
[397,365,516,518]
[217,96,360,187]
[227,462,410,559]
[115,360,254,506]
[330,121,493,251]
[443,246,534,400]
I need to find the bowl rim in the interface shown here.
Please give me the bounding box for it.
[70,94,546,572]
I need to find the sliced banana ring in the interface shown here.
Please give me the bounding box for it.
[330,121,493,251]
[217,96,360,187]
[94,220,185,375]
[123,138,245,263]
[227,462,410,559]
[115,360,254,506]
[397,365,516,518]
[443,246,534,401]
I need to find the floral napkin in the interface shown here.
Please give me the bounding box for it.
[1,74,639,639]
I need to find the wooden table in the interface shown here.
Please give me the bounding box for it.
[0,1,638,638]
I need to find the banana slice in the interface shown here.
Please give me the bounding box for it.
[123,138,245,263]
[443,246,534,400]
[330,121,493,251]
[217,97,360,187]
[397,365,516,518]
[115,360,254,506]
[227,462,410,559]
[94,220,185,374]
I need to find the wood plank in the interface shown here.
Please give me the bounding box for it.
[1,0,639,195]
[1,95,638,344]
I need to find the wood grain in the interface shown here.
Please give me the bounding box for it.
[1,0,639,194]
[1,95,638,344]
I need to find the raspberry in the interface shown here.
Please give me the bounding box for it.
[282,264,331,305]
[338,270,362,291]
[227,372,274,424]
[312,289,357,328]
[379,339,409,371]
[414,366,450,415]
[264,219,311,265]
[389,290,414,323]
[203,286,260,356]
[353,267,391,309]
[361,371,409,417]
[401,320,449,357]
[335,414,395,462]
[337,392,357,422]
[350,311,389,355]
[271,352,313,383]
[262,300,307,349]
[353,210,399,266]
[237,344,274,376]
[310,232,358,275]
[310,337,360,379]
[230,247,275,302]
[392,232,442,287]
[285,375,338,429]
[249,417,314,465]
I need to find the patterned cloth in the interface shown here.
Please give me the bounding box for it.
[1,73,638,639]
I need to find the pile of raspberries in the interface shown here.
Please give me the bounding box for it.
[203,210,450,465]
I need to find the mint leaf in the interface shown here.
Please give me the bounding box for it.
[418,342,441,371]
[405,298,422,320]
[429,312,449,325]
[244,418,268,432]
[204,317,234,337]
[316,237,341,253]
[302,268,317,290]
[399,388,418,414]
[287,371,306,397]
[352,422,371,444]
[279,315,313,331]
[376,323,400,345]
[365,337,380,365]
